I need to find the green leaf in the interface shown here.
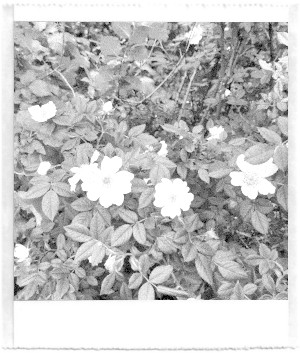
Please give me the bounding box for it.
[215,259,248,281]
[56,234,66,250]
[195,254,213,286]
[274,145,288,171]
[128,272,143,289]
[71,197,94,212]
[111,224,133,247]
[139,187,154,209]
[100,36,121,58]
[251,210,269,235]
[100,273,116,296]
[257,127,282,145]
[138,282,155,300]
[277,185,288,211]
[194,241,214,257]
[128,124,146,137]
[132,222,147,244]
[135,133,157,146]
[149,164,170,184]
[228,137,246,146]
[245,143,274,164]
[156,286,189,298]
[64,224,93,242]
[90,212,105,238]
[74,239,98,263]
[23,182,50,199]
[111,22,132,39]
[42,190,59,221]
[51,182,74,197]
[184,213,203,232]
[198,168,210,184]
[149,265,173,284]
[277,116,288,136]
[181,242,198,262]
[243,283,258,296]
[54,277,70,300]
[29,80,51,97]
[118,208,138,224]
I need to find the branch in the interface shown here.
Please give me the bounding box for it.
[177,66,198,122]
[54,69,75,98]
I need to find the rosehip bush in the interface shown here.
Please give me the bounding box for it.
[14,22,288,300]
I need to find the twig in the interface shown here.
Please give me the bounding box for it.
[177,66,198,122]
[54,69,75,97]
[174,70,187,106]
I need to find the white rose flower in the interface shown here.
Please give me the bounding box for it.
[28,101,57,122]
[229,154,278,200]
[68,150,100,192]
[259,59,273,72]
[37,161,51,175]
[186,24,203,45]
[207,126,225,141]
[14,244,30,262]
[153,178,194,219]
[102,101,113,113]
[83,156,134,208]
[157,141,168,157]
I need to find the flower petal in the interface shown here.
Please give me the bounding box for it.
[229,171,244,186]
[161,204,181,218]
[257,178,276,195]
[90,150,100,164]
[101,156,122,174]
[241,185,259,199]
[250,158,278,178]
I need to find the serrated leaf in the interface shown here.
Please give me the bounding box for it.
[149,265,173,284]
[54,277,70,300]
[245,144,275,164]
[23,182,50,199]
[229,137,245,146]
[194,241,214,257]
[90,212,105,238]
[138,282,155,300]
[71,197,94,212]
[139,187,154,209]
[182,242,197,262]
[239,200,253,221]
[208,168,231,179]
[128,124,146,137]
[52,182,74,197]
[100,273,116,295]
[56,233,66,250]
[277,185,288,211]
[42,190,59,221]
[64,224,93,242]
[214,259,248,281]
[251,210,269,235]
[195,254,213,286]
[257,127,282,145]
[74,239,98,263]
[111,224,132,247]
[133,222,147,244]
[243,283,258,296]
[29,80,51,97]
[274,145,288,171]
[135,133,157,146]
[128,272,143,289]
[111,22,132,39]
[100,36,121,57]
[277,116,288,136]
[118,208,138,224]
[198,168,210,183]
[72,211,92,228]
[156,285,189,297]
[149,164,170,184]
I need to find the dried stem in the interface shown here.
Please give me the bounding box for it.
[54,69,75,97]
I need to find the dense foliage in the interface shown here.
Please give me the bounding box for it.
[14,22,288,300]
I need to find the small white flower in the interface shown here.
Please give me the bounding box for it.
[157,141,168,157]
[259,59,273,72]
[102,101,113,114]
[14,244,30,262]
[186,24,203,45]
[104,254,124,273]
[37,161,51,175]
[207,126,225,141]
[28,101,57,122]
[179,135,183,140]
[224,89,231,97]
[69,153,134,208]
[153,178,194,219]
[229,154,278,200]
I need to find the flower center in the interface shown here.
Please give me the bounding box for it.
[169,194,177,203]
[243,172,259,187]
[102,176,111,185]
